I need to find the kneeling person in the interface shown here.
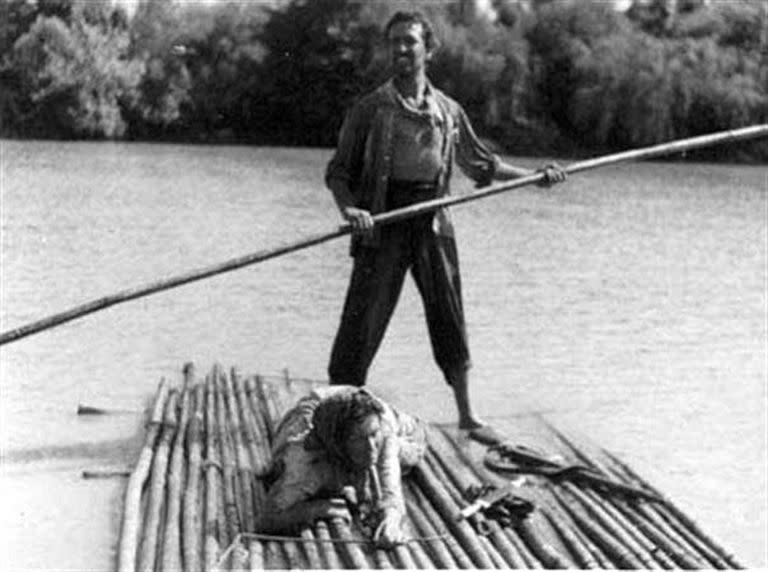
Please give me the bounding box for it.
[259,386,426,546]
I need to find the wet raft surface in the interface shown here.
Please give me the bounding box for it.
[117,364,743,570]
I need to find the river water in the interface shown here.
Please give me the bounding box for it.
[1,140,766,568]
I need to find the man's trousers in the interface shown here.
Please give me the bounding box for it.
[328,183,471,386]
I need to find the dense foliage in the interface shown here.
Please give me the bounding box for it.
[1,0,765,159]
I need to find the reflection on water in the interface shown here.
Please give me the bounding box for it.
[1,140,766,567]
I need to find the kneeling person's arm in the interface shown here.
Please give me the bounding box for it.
[258,497,350,532]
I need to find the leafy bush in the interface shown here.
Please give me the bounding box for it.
[9,3,142,138]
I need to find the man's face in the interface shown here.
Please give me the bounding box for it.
[388,21,431,78]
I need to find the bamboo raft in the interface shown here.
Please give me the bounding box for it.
[115,363,743,570]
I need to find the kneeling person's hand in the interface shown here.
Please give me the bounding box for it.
[373,508,406,547]
[312,498,352,524]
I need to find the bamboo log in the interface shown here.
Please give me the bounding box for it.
[478,535,506,568]
[412,478,475,569]
[657,504,739,568]
[403,534,436,569]
[502,527,543,569]
[183,383,205,572]
[541,497,616,569]
[412,462,494,568]
[414,479,466,569]
[426,430,531,568]
[552,487,643,569]
[238,375,271,499]
[540,505,599,569]
[232,371,269,476]
[513,513,574,569]
[564,484,656,568]
[215,369,242,541]
[374,547,395,569]
[436,431,541,569]
[137,390,179,572]
[424,447,524,568]
[245,377,273,453]
[398,509,437,569]
[118,379,169,572]
[232,371,268,562]
[253,376,280,443]
[281,534,307,569]
[480,519,527,569]
[392,540,418,570]
[227,370,268,572]
[299,527,325,570]
[610,498,705,569]
[249,538,265,570]
[595,447,725,568]
[226,371,259,568]
[590,497,678,570]
[635,501,727,568]
[565,442,701,568]
[602,448,739,568]
[204,375,224,570]
[570,524,615,569]
[423,452,465,506]
[329,517,370,569]
[161,365,193,572]
[563,484,660,569]
[405,483,457,569]
[581,489,660,558]
[434,428,574,569]
[5,125,766,347]
[422,455,499,567]
[224,370,257,533]
[314,521,343,569]
[541,425,668,568]
[263,540,289,569]
[215,369,250,571]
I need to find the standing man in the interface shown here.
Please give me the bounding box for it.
[325,11,565,431]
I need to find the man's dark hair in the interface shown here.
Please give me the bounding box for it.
[306,390,386,468]
[384,11,440,52]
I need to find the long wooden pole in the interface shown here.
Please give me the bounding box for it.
[2,124,766,346]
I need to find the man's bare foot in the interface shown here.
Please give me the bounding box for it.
[467,424,503,445]
[458,416,485,430]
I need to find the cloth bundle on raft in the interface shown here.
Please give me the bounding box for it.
[116,363,743,570]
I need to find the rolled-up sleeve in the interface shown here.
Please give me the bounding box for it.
[376,436,406,515]
[454,107,500,188]
[325,102,369,210]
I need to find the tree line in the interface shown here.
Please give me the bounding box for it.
[1,0,766,160]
